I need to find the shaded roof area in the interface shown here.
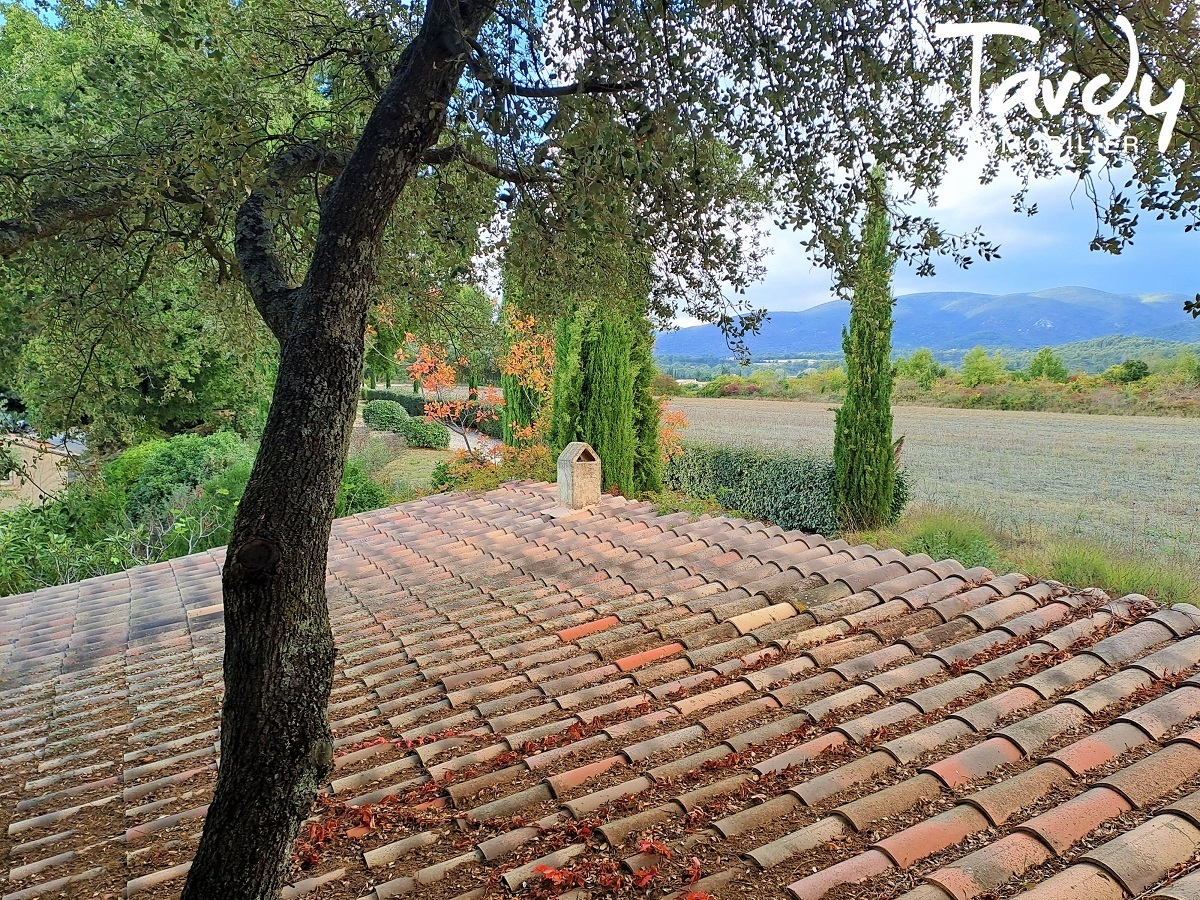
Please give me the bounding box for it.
[3,481,1200,900]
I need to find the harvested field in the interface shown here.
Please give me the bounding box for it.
[670,397,1200,563]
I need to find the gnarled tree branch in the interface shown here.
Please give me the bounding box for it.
[0,192,126,258]
[421,144,547,183]
[234,143,348,340]
[450,31,642,99]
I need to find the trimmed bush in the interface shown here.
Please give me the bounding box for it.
[664,442,908,534]
[400,418,450,449]
[364,389,426,417]
[362,399,409,433]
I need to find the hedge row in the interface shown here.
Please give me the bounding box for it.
[663,442,909,535]
[364,389,426,417]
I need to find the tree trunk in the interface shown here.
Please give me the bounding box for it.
[181,0,495,895]
[180,295,363,899]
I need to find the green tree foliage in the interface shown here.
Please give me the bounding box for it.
[0,4,279,447]
[548,314,585,454]
[960,347,1008,387]
[125,432,252,519]
[546,304,662,495]
[895,349,946,392]
[1104,359,1152,384]
[1027,348,1070,382]
[630,321,662,494]
[834,169,896,530]
[1175,350,1200,387]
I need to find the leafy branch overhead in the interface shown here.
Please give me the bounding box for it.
[14,0,1198,371]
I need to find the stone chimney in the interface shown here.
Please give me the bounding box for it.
[557,442,601,509]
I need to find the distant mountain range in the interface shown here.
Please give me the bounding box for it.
[654,287,1200,358]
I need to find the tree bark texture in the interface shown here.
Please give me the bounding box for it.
[180,0,495,896]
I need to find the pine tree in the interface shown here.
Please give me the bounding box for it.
[834,167,897,530]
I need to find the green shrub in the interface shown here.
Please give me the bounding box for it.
[1103,359,1151,384]
[429,460,452,490]
[364,389,426,416]
[362,399,409,433]
[126,432,250,519]
[102,439,169,492]
[400,418,450,449]
[335,461,390,517]
[892,511,1001,569]
[664,442,908,534]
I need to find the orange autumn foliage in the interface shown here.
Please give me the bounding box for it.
[400,336,499,451]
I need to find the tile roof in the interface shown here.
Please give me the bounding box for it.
[3,481,1200,900]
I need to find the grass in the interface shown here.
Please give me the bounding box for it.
[672,397,1200,567]
[378,449,451,486]
[347,428,452,499]
[847,503,1200,606]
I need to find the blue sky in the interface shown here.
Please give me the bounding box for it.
[748,156,1196,311]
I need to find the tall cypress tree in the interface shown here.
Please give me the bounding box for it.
[548,312,584,454]
[834,167,897,529]
[630,319,662,494]
[500,371,535,445]
[578,311,635,493]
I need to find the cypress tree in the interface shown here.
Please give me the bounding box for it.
[630,320,662,493]
[578,310,635,494]
[834,167,897,530]
[548,312,584,454]
[501,371,536,445]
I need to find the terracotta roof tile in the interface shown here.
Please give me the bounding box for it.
[786,848,894,899]
[1082,812,1200,894]
[5,482,1200,900]
[962,761,1073,826]
[924,832,1053,900]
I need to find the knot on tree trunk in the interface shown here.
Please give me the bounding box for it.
[234,537,283,578]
